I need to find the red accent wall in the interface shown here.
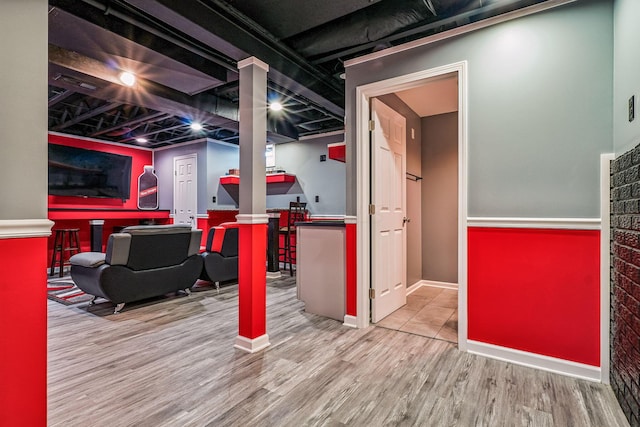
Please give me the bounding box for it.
[0,237,47,426]
[345,222,357,317]
[47,134,166,259]
[48,134,153,210]
[468,227,600,366]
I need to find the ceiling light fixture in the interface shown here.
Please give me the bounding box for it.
[269,101,283,112]
[135,137,148,143]
[190,122,203,131]
[119,71,136,87]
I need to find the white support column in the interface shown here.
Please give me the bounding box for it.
[235,57,270,353]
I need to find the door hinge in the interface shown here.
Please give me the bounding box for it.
[369,204,375,215]
[369,288,375,299]
[369,120,375,131]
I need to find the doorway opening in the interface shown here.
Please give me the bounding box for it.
[173,153,198,228]
[355,61,468,350]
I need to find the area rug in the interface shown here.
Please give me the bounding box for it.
[47,277,93,305]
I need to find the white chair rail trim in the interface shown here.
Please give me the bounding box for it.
[0,219,54,239]
[467,217,601,230]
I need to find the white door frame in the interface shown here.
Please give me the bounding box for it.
[355,61,468,350]
[173,153,198,228]
[600,153,613,384]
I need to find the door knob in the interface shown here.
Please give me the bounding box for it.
[403,217,410,226]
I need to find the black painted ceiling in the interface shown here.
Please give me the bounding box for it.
[47,0,551,148]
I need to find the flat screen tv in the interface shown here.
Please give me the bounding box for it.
[48,144,132,200]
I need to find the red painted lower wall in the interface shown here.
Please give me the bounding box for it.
[345,222,357,317]
[468,227,600,366]
[0,237,48,426]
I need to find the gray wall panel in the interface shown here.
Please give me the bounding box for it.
[613,0,640,155]
[346,0,613,218]
[154,141,208,214]
[207,141,239,209]
[0,1,48,220]
[422,113,458,283]
[270,135,346,215]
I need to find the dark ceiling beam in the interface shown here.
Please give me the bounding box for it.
[49,44,129,87]
[52,101,123,131]
[49,0,232,82]
[297,116,336,128]
[90,111,169,137]
[127,123,189,140]
[138,0,345,111]
[48,89,75,108]
[49,45,301,141]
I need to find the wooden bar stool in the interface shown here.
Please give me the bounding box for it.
[49,228,81,277]
[278,202,307,276]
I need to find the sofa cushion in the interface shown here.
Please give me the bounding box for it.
[105,233,132,266]
[70,252,106,268]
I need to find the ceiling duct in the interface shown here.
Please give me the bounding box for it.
[286,0,486,58]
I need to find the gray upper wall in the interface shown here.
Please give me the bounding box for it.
[0,1,48,220]
[345,0,613,218]
[614,0,640,155]
[153,135,346,216]
[270,134,346,215]
[154,140,209,214]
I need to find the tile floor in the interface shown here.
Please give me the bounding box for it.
[376,285,458,343]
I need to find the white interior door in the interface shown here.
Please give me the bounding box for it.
[173,154,197,228]
[371,98,407,323]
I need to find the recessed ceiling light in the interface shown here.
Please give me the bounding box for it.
[119,71,136,87]
[269,102,283,112]
[190,122,203,131]
[135,137,148,143]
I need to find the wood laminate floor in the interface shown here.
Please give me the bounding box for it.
[48,276,628,427]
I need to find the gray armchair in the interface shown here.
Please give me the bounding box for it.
[70,224,203,313]
[200,223,239,288]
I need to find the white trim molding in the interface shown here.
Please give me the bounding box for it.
[420,280,458,290]
[344,215,357,225]
[235,214,269,224]
[0,219,54,239]
[343,315,358,328]
[238,56,269,72]
[467,217,601,230]
[600,153,613,384]
[406,281,423,294]
[266,271,282,279]
[467,340,601,382]
[234,334,270,353]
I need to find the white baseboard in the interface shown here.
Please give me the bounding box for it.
[234,334,270,353]
[467,340,601,382]
[266,271,282,279]
[406,281,423,294]
[343,315,357,328]
[420,280,459,290]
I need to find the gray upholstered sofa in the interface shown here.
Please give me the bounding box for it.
[70,224,203,313]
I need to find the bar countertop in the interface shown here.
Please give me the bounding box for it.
[295,220,345,227]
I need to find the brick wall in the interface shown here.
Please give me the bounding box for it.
[611,145,640,427]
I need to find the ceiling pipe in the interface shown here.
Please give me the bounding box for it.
[310,0,544,65]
